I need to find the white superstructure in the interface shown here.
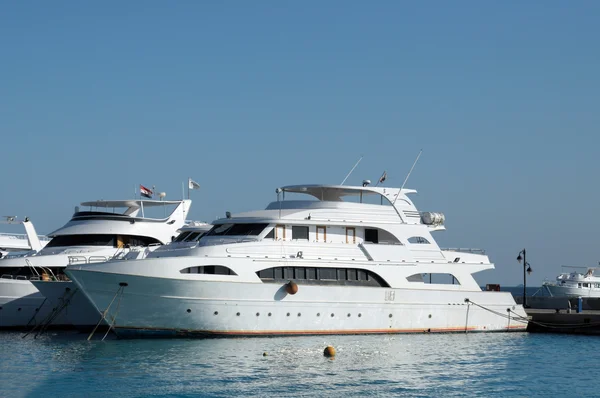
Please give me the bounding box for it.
[0,199,191,329]
[543,267,600,297]
[67,184,527,337]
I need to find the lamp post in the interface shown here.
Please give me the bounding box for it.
[516,249,532,307]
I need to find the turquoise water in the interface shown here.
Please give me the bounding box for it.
[1,331,599,397]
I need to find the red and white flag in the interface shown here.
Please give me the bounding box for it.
[140,185,153,198]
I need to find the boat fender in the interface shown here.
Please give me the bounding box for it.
[285,281,298,295]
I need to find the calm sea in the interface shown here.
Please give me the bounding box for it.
[2,329,600,398]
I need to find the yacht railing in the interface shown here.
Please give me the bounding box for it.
[441,248,486,255]
[200,237,259,246]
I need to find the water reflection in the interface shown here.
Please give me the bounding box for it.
[0,332,596,397]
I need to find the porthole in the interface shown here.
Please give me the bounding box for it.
[331,313,334,317]
[389,314,392,318]
[358,313,362,317]
[256,312,260,317]
[347,313,351,317]
[428,314,432,318]
[286,312,290,317]
[268,312,272,317]
[297,313,301,317]
[187,309,191,313]
[236,312,240,316]
[317,313,321,317]
[214,311,218,315]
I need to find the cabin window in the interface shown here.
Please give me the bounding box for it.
[365,229,379,244]
[184,232,202,241]
[174,232,192,242]
[408,236,430,244]
[256,267,389,287]
[206,223,268,236]
[292,226,309,240]
[346,227,356,244]
[410,273,460,285]
[578,283,582,288]
[583,283,589,288]
[180,266,236,275]
[316,226,327,242]
[46,234,116,248]
[263,228,275,240]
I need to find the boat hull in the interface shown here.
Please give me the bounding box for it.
[30,280,102,329]
[68,269,528,338]
[0,279,70,329]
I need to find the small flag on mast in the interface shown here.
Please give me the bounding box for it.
[378,171,387,184]
[140,185,153,198]
[188,178,200,190]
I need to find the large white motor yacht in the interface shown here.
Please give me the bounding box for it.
[67,184,528,337]
[543,267,600,297]
[0,199,191,329]
[31,221,211,329]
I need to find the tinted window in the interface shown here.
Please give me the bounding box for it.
[263,229,275,239]
[184,232,202,241]
[292,226,309,240]
[408,236,430,244]
[206,223,268,236]
[174,232,191,242]
[365,229,379,243]
[46,234,116,248]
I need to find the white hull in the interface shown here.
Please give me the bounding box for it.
[30,280,102,328]
[69,270,528,337]
[0,279,70,328]
[544,284,600,298]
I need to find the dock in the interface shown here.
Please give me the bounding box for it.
[518,296,600,335]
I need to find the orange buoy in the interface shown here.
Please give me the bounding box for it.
[285,281,298,295]
[323,345,336,357]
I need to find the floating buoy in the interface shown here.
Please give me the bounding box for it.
[323,345,336,357]
[285,281,298,295]
[263,352,268,357]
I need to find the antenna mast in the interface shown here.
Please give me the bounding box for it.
[340,156,363,185]
[393,149,423,205]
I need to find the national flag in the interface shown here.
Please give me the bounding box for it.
[188,178,200,190]
[140,185,153,198]
[378,171,387,184]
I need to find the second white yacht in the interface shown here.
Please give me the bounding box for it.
[67,183,528,338]
[31,221,211,330]
[0,199,191,329]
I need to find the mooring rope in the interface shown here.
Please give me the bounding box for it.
[87,284,126,341]
[466,298,600,329]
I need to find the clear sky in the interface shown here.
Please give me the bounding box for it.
[1,1,599,286]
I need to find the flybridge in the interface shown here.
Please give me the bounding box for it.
[278,184,417,204]
[73,199,190,221]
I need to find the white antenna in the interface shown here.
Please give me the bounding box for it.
[340,156,363,185]
[393,149,422,205]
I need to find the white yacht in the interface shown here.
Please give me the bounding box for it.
[543,267,600,297]
[0,217,50,258]
[0,199,191,329]
[66,184,528,337]
[31,221,211,329]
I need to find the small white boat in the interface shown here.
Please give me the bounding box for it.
[543,267,600,297]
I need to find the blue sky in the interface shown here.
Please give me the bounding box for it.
[1,1,599,286]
